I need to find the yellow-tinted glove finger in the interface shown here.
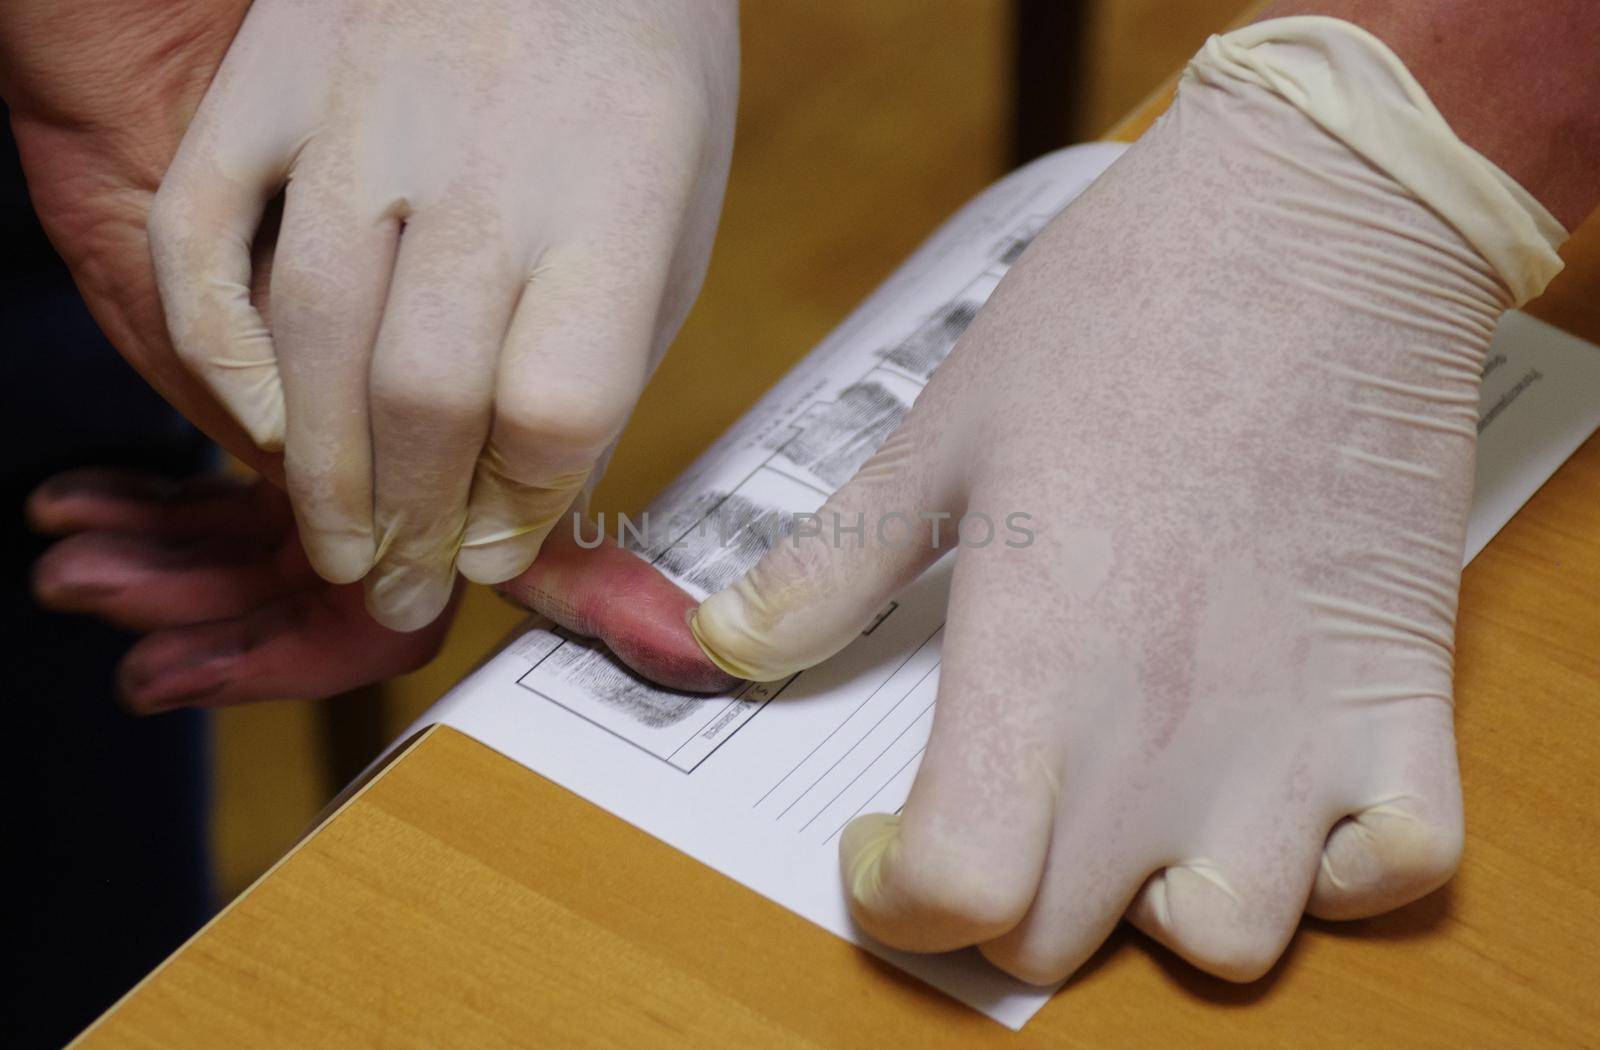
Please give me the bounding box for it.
[364,206,522,631]
[457,238,673,584]
[691,392,968,683]
[1307,706,1462,921]
[269,152,398,583]
[148,86,287,452]
[839,540,1061,952]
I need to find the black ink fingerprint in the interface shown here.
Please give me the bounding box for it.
[884,300,980,379]
[546,635,711,728]
[780,381,908,487]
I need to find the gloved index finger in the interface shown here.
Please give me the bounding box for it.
[360,195,533,630]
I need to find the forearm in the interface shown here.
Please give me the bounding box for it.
[1261,0,1600,229]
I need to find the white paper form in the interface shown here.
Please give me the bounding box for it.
[1464,309,1600,559]
[399,142,1600,1030]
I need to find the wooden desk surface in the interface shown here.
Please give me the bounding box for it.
[77,45,1600,1050]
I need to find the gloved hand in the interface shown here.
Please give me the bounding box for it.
[28,468,732,711]
[147,0,739,630]
[691,18,1566,982]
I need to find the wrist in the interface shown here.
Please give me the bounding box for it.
[1184,15,1566,308]
[1260,0,1600,228]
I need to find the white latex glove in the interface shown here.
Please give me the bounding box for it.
[692,17,1565,983]
[149,0,738,629]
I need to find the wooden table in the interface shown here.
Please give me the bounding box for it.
[74,52,1600,1050]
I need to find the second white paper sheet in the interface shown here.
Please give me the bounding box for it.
[398,142,1600,1030]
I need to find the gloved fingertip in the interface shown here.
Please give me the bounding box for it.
[226,369,288,455]
[304,530,376,585]
[457,536,541,586]
[240,409,287,455]
[688,594,792,683]
[364,563,453,633]
[687,607,757,680]
[840,812,903,914]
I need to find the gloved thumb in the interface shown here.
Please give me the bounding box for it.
[690,415,960,682]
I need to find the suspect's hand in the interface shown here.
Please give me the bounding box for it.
[691,18,1566,983]
[147,0,738,630]
[27,469,452,711]
[28,469,733,711]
